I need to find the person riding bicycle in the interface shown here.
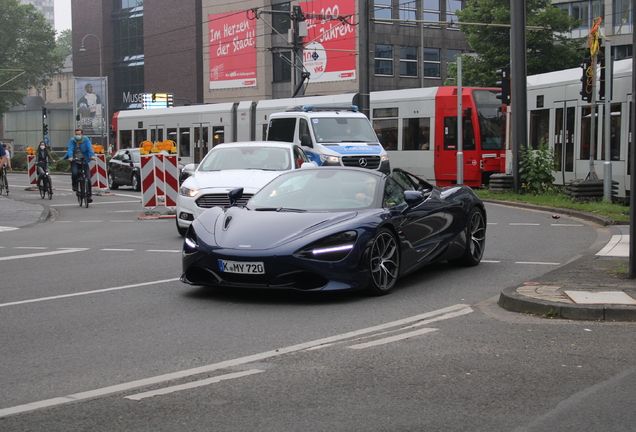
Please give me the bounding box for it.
[64,129,96,203]
[0,144,7,171]
[36,141,55,190]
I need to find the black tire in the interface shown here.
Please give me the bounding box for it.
[78,176,85,207]
[365,228,400,296]
[450,207,486,267]
[132,173,141,191]
[39,177,46,199]
[0,173,5,196]
[108,172,119,190]
[176,218,188,237]
[47,178,53,199]
[84,178,91,208]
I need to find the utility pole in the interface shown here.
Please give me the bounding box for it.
[358,0,370,118]
[510,0,528,193]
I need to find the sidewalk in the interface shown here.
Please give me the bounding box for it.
[0,195,50,232]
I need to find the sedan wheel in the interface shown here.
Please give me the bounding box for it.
[108,172,119,190]
[366,228,400,296]
[132,173,141,191]
[450,207,486,267]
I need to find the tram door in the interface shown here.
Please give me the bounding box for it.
[436,110,477,186]
[553,101,576,186]
[193,123,209,163]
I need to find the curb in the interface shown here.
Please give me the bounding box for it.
[498,286,636,321]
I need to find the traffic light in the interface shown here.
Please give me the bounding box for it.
[43,124,49,135]
[42,107,47,119]
[495,67,510,105]
[580,57,592,103]
[152,93,156,102]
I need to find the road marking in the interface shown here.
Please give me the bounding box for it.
[146,249,181,253]
[0,278,179,308]
[125,369,265,401]
[550,224,584,227]
[515,261,560,266]
[0,227,19,232]
[53,200,139,207]
[101,248,135,251]
[0,248,88,262]
[509,223,541,226]
[15,247,48,250]
[348,328,439,349]
[0,303,471,417]
[481,260,501,263]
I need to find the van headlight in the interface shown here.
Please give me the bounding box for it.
[320,155,341,164]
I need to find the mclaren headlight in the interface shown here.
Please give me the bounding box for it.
[294,231,357,261]
[183,227,199,253]
[180,186,199,197]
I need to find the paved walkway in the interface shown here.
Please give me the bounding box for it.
[0,195,49,232]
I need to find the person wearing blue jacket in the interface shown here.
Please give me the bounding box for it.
[65,128,96,202]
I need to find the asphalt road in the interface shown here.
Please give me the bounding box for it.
[0,173,634,431]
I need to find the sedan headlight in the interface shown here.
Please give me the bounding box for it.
[320,154,341,164]
[180,186,199,197]
[294,231,358,261]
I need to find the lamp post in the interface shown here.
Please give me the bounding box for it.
[79,34,109,152]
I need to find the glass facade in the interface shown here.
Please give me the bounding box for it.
[113,0,145,111]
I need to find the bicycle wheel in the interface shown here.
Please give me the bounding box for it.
[3,169,8,195]
[84,177,91,208]
[0,171,5,196]
[78,175,85,207]
[47,176,53,200]
[39,176,46,199]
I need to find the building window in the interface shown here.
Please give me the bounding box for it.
[613,0,631,32]
[446,0,462,29]
[559,1,606,30]
[446,49,461,63]
[399,46,417,77]
[273,51,291,82]
[374,0,392,21]
[423,0,440,27]
[57,82,62,99]
[423,48,440,77]
[399,0,416,23]
[375,44,393,75]
[271,2,291,34]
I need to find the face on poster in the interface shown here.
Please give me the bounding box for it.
[208,12,257,89]
[301,0,357,83]
[75,77,106,136]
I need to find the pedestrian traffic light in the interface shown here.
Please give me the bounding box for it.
[495,67,510,105]
[42,107,47,119]
[580,57,592,103]
[43,124,49,135]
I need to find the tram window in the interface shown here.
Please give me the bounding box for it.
[580,107,599,160]
[151,129,164,143]
[167,128,177,153]
[373,118,398,150]
[444,117,475,151]
[212,127,222,146]
[601,104,621,161]
[179,128,190,157]
[119,130,132,149]
[529,109,550,149]
[402,118,430,150]
[134,129,147,147]
[268,118,296,142]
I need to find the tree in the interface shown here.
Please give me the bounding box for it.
[447,0,584,87]
[54,29,73,59]
[0,0,64,117]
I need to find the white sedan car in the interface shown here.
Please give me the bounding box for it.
[176,141,313,235]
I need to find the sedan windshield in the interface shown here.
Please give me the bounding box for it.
[198,147,291,171]
[249,169,381,211]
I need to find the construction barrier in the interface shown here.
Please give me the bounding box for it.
[163,154,179,207]
[140,154,157,208]
[90,154,108,189]
[27,155,37,185]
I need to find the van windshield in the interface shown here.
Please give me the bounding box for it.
[311,117,379,144]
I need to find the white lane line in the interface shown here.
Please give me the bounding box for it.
[101,248,135,252]
[481,260,501,263]
[0,303,470,418]
[550,224,584,227]
[510,223,541,226]
[487,222,498,225]
[515,261,560,266]
[125,369,265,401]
[0,278,179,308]
[53,200,139,207]
[146,250,181,253]
[15,247,48,250]
[0,227,19,232]
[348,328,439,349]
[0,248,88,262]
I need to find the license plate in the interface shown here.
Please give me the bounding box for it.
[218,260,265,274]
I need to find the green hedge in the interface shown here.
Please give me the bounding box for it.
[10,151,71,173]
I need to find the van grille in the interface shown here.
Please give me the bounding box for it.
[341,155,382,170]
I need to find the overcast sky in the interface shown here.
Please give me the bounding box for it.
[54,0,72,32]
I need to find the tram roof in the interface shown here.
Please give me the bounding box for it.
[527,58,631,88]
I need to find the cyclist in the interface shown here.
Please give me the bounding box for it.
[2,144,11,170]
[35,141,55,190]
[64,128,96,203]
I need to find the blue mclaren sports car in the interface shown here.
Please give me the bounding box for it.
[181,167,486,295]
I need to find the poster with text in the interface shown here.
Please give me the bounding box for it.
[300,0,357,83]
[208,12,257,89]
[74,77,107,136]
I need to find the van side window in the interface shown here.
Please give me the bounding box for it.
[268,118,296,142]
[299,118,311,141]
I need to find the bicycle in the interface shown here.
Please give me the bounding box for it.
[74,159,92,208]
[0,165,8,196]
[38,164,53,200]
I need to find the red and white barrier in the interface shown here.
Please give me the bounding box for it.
[163,155,179,207]
[140,154,157,208]
[90,154,108,189]
[27,155,37,185]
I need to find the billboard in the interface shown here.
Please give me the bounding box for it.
[301,0,357,83]
[74,77,107,136]
[208,12,257,89]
